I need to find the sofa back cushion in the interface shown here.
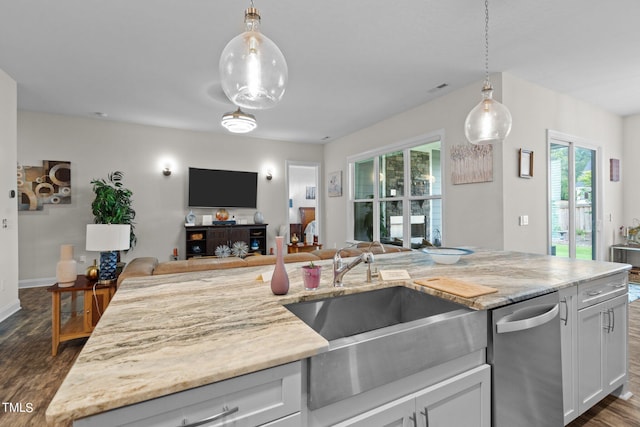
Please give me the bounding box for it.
[153,257,248,275]
[117,257,159,287]
[245,252,320,267]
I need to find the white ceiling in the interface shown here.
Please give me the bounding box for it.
[1,0,639,144]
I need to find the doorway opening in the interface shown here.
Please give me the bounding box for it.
[286,162,321,250]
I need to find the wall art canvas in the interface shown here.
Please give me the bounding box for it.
[305,186,316,200]
[328,171,342,197]
[17,160,71,211]
[610,158,620,182]
[450,144,493,184]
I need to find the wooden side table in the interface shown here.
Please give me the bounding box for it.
[287,243,322,254]
[47,275,116,356]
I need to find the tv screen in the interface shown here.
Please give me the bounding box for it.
[188,168,258,208]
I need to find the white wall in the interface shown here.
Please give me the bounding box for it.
[14,76,633,285]
[501,74,624,258]
[323,72,625,258]
[17,111,323,284]
[623,114,640,224]
[621,114,640,265]
[323,74,506,250]
[0,69,19,321]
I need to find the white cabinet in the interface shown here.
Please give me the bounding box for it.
[74,361,301,427]
[334,365,491,427]
[559,285,578,425]
[559,272,628,424]
[577,293,628,413]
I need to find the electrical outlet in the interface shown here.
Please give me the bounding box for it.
[79,255,87,263]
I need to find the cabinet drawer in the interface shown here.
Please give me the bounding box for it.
[75,362,301,427]
[577,272,627,310]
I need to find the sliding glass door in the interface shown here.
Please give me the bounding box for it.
[549,137,596,260]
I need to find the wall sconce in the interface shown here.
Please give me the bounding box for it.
[266,171,273,181]
[162,167,171,176]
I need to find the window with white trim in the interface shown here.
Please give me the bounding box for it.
[349,137,442,248]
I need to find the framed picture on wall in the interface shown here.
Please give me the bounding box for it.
[305,186,316,199]
[519,149,533,178]
[328,171,342,197]
[610,158,620,182]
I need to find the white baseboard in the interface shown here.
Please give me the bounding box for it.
[0,299,21,323]
[19,277,56,289]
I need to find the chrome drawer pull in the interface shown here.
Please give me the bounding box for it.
[409,412,417,427]
[180,406,239,427]
[421,408,429,427]
[610,308,615,333]
[610,283,626,288]
[560,297,568,326]
[587,290,603,296]
[603,309,613,333]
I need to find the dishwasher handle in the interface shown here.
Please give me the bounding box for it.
[496,303,559,334]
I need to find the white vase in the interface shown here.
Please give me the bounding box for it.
[254,211,264,224]
[56,244,77,287]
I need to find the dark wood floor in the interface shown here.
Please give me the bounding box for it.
[0,288,638,427]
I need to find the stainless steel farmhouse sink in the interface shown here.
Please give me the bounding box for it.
[285,286,487,409]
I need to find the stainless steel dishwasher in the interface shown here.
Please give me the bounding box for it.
[487,291,563,426]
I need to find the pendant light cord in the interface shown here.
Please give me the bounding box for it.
[484,0,490,85]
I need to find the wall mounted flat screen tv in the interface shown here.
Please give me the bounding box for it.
[188,167,258,208]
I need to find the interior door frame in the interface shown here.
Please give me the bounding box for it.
[285,160,322,244]
[547,130,603,260]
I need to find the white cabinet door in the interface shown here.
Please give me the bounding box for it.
[559,285,578,425]
[335,365,491,427]
[604,294,628,390]
[578,299,606,413]
[414,365,491,427]
[333,397,415,427]
[577,294,628,414]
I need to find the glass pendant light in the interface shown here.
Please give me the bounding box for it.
[221,108,257,133]
[219,2,288,110]
[464,0,512,145]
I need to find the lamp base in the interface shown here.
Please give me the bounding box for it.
[98,251,118,283]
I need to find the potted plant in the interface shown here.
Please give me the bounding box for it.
[90,171,136,249]
[301,261,322,290]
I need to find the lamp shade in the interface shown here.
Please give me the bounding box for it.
[86,224,131,251]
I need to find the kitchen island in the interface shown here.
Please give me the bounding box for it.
[46,249,631,426]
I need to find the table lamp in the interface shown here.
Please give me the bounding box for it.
[86,224,131,284]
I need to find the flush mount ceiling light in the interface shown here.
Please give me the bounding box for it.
[219,1,288,110]
[464,0,512,145]
[221,108,257,133]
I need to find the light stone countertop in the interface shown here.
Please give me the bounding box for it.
[46,249,631,426]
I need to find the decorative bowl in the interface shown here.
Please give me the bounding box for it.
[421,247,474,264]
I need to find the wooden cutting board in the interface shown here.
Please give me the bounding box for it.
[414,277,498,298]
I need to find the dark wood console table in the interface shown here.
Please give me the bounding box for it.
[185,224,268,258]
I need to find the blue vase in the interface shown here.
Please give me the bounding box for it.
[99,251,118,283]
